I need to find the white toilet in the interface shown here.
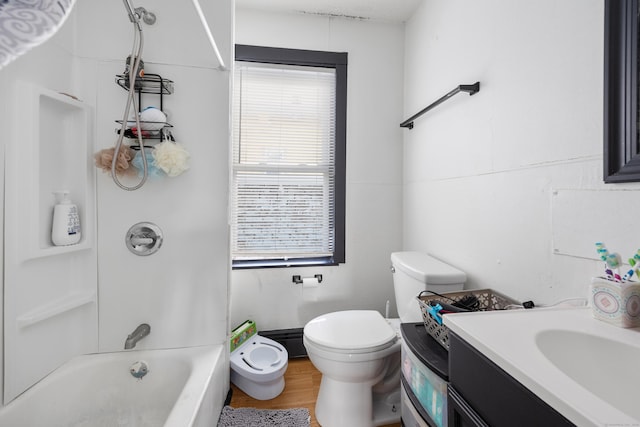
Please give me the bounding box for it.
[230,333,289,400]
[303,251,466,427]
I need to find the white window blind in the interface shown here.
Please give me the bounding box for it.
[232,62,337,261]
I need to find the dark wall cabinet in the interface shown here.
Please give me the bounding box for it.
[447,332,575,427]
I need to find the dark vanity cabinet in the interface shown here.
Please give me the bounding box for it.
[447,332,575,427]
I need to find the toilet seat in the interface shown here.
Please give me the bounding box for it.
[304,310,398,355]
[230,335,288,383]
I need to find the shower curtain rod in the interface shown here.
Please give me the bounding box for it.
[400,82,480,129]
[191,0,226,70]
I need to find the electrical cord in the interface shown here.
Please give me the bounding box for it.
[504,297,588,310]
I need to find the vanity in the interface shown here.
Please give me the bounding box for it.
[443,307,640,427]
[447,331,572,426]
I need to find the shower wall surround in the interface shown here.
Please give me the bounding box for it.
[4,83,97,403]
[0,0,232,406]
[0,9,91,403]
[80,0,232,354]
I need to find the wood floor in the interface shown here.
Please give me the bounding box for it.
[229,357,402,427]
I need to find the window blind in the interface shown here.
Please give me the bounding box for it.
[232,62,337,261]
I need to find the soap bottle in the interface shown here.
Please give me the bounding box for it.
[51,191,81,246]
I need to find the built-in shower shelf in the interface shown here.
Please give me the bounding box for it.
[115,73,174,95]
[30,241,92,260]
[8,83,95,261]
[16,291,97,329]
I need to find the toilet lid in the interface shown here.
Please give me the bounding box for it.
[391,251,466,285]
[304,310,397,351]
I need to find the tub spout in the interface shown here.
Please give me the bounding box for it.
[124,323,151,349]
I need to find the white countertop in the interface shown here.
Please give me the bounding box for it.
[443,307,640,427]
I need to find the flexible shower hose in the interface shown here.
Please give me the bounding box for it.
[111,18,148,191]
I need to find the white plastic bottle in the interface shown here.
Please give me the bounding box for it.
[51,191,81,246]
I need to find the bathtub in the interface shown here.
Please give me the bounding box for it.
[0,345,226,427]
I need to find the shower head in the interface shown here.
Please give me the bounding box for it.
[135,7,156,25]
[121,0,156,26]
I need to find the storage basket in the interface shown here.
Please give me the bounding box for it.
[417,289,519,350]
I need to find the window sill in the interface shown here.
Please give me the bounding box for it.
[232,257,341,270]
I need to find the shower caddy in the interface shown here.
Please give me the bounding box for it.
[114,72,175,142]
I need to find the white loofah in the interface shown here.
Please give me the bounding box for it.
[139,107,167,131]
[152,140,190,177]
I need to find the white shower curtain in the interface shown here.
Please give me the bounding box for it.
[0,0,76,69]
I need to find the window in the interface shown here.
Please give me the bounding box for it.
[231,45,347,268]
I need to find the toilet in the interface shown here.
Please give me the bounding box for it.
[230,322,289,400]
[391,251,467,323]
[303,251,465,427]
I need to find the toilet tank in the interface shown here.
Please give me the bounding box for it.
[391,252,466,323]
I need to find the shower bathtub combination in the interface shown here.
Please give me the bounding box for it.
[0,0,230,425]
[0,345,225,427]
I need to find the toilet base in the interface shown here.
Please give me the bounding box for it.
[372,388,401,426]
[230,368,285,401]
[315,375,400,427]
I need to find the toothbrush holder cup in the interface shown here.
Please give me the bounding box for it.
[589,277,640,328]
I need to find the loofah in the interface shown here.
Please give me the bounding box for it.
[94,146,135,176]
[152,140,190,177]
[131,148,165,179]
[139,107,167,131]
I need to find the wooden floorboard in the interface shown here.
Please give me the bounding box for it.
[229,357,401,427]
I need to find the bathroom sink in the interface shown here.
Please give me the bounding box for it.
[536,329,640,420]
[443,307,640,427]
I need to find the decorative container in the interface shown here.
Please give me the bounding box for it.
[589,277,640,328]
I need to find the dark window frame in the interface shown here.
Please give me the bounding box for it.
[604,0,640,182]
[232,44,347,269]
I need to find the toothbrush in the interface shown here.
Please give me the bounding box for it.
[596,243,614,280]
[623,250,640,281]
[596,243,609,261]
[623,258,638,281]
[606,253,623,282]
[605,267,615,281]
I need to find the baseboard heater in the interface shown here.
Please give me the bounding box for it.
[260,328,307,358]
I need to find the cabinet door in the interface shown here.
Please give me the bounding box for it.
[447,386,489,427]
[448,332,574,427]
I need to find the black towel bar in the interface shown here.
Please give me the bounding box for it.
[400,82,480,129]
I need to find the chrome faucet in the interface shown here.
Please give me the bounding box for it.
[124,323,151,349]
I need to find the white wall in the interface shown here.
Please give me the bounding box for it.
[403,0,634,304]
[230,9,405,331]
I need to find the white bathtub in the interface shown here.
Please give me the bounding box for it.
[0,345,226,427]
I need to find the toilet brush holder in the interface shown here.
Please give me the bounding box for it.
[589,277,640,328]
